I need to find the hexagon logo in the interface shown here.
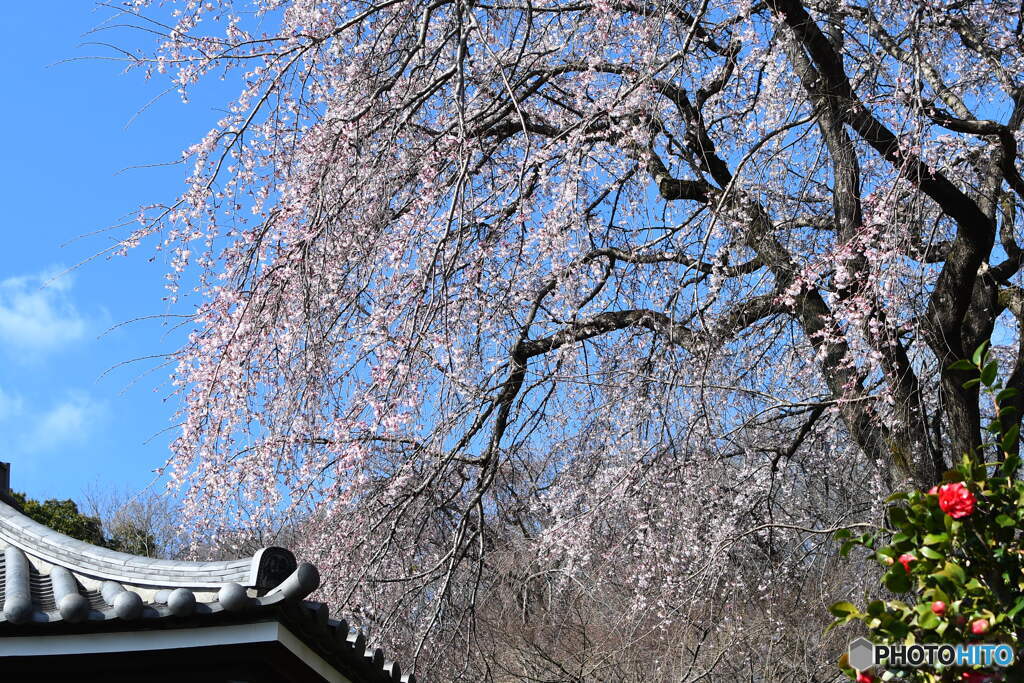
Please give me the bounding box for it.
[848,637,875,671]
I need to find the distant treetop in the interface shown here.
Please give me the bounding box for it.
[9,492,157,558]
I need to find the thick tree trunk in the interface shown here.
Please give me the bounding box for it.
[941,371,982,465]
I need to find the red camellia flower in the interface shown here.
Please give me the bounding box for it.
[931,601,946,616]
[962,672,995,682]
[856,672,874,683]
[936,482,976,518]
[971,618,990,635]
[897,553,915,572]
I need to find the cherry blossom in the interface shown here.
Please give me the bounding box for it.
[106,0,1024,677]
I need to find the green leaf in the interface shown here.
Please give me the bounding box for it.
[833,528,852,540]
[1007,598,1024,619]
[998,387,1020,403]
[933,573,954,594]
[922,533,949,545]
[918,609,940,630]
[965,579,986,595]
[948,359,976,371]
[996,514,1016,528]
[829,601,861,618]
[963,377,982,390]
[1003,425,1021,453]
[888,506,908,528]
[919,546,944,559]
[973,341,989,366]
[1002,454,1021,476]
[884,569,911,593]
[941,561,967,586]
[982,361,999,386]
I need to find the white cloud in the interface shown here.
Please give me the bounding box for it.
[26,392,106,452]
[0,269,87,355]
[0,387,107,456]
[0,386,24,421]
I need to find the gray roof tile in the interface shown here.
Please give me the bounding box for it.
[0,486,413,683]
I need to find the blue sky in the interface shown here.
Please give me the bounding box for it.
[0,5,224,502]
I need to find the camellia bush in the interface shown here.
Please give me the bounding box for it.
[832,346,1024,682]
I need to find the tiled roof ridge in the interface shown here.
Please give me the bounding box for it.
[0,499,258,588]
[0,470,417,682]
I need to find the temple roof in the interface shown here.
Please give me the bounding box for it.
[0,466,413,683]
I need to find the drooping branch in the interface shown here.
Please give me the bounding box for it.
[767,0,997,466]
[767,0,993,245]
[118,1,1024,675]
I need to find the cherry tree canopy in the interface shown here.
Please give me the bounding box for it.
[120,0,1024,678]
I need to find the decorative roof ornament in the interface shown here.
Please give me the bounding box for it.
[0,464,413,683]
